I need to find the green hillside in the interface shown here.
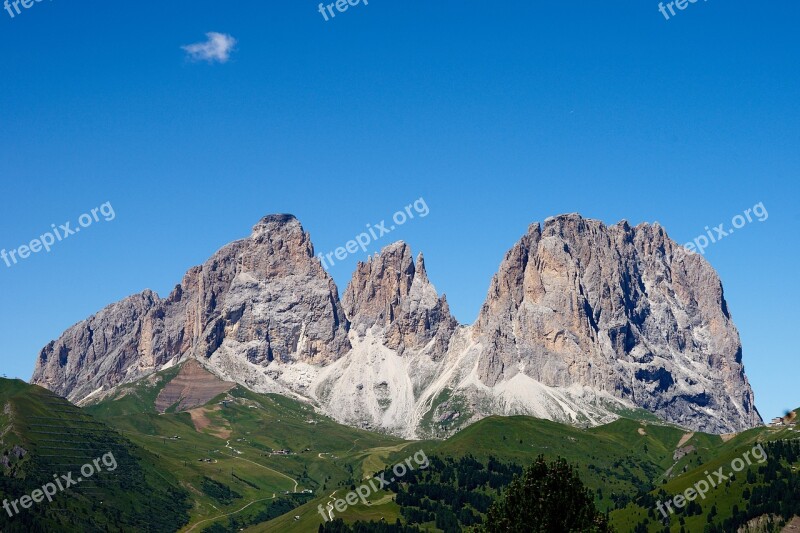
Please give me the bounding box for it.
[82,363,410,532]
[0,378,190,532]
[612,413,800,532]
[427,415,686,512]
[259,412,800,532]
[12,364,798,533]
[260,414,702,532]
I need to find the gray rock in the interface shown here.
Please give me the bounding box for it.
[31,213,762,436]
[343,242,457,356]
[472,214,760,433]
[31,215,350,403]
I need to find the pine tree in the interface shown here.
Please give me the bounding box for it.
[480,455,613,532]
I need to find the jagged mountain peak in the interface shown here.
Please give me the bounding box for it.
[32,214,351,402]
[473,214,759,433]
[540,213,668,235]
[250,214,305,248]
[414,251,428,281]
[31,212,761,437]
[343,240,415,328]
[342,241,457,354]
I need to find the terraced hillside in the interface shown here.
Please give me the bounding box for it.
[14,360,798,532]
[0,378,190,532]
[82,362,410,532]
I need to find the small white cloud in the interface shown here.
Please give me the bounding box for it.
[182,32,237,63]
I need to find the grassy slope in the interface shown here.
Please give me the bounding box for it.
[0,378,190,532]
[84,366,408,532]
[433,415,800,532]
[262,414,699,532]
[266,412,798,533]
[429,415,689,512]
[81,366,800,533]
[611,413,800,532]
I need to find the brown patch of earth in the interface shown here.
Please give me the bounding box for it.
[721,432,737,442]
[677,432,694,448]
[673,445,696,461]
[155,359,235,413]
[188,405,231,439]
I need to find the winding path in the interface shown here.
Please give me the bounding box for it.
[324,490,338,521]
[184,494,276,533]
[218,449,300,493]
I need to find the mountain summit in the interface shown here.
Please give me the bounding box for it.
[31,214,761,437]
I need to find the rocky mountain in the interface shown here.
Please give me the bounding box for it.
[342,241,457,356]
[468,215,759,433]
[33,215,350,404]
[31,213,762,437]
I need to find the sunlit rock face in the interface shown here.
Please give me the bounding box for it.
[32,213,761,436]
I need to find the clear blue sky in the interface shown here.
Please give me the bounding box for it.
[1,1,797,422]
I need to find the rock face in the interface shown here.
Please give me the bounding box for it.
[470,214,760,433]
[34,290,160,402]
[342,242,457,355]
[32,215,350,403]
[31,213,762,436]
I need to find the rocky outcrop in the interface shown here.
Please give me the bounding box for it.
[31,215,350,402]
[34,290,160,401]
[342,242,457,355]
[31,213,762,436]
[471,214,760,432]
[306,242,459,434]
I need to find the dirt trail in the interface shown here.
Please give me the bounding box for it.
[676,432,694,448]
[324,490,338,521]
[183,494,276,533]
[220,450,299,493]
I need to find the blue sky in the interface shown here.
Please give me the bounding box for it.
[0,1,797,422]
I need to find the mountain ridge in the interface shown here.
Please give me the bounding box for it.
[30,213,762,437]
